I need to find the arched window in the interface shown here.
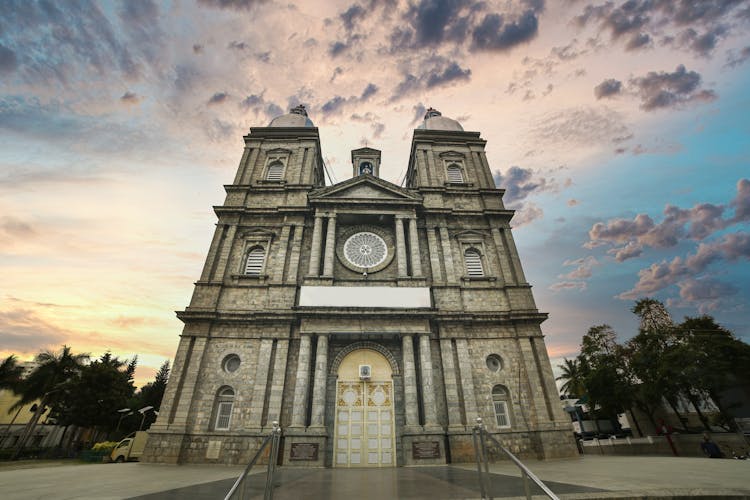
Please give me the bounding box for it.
[464,248,484,277]
[446,164,464,183]
[244,247,266,275]
[214,386,235,430]
[492,385,511,428]
[266,161,284,181]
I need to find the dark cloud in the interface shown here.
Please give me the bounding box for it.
[471,10,539,51]
[674,26,727,56]
[329,41,349,57]
[0,308,70,355]
[411,103,427,125]
[594,78,622,99]
[239,94,284,121]
[371,122,385,138]
[341,3,366,31]
[197,0,268,10]
[425,62,471,88]
[321,96,348,115]
[173,64,201,92]
[400,0,474,49]
[493,166,556,205]
[391,57,472,100]
[0,1,140,84]
[360,83,379,100]
[0,216,35,238]
[726,46,750,68]
[630,65,716,111]
[626,32,651,50]
[192,44,204,54]
[208,92,230,105]
[228,41,248,50]
[587,178,750,258]
[255,51,271,62]
[330,67,344,83]
[618,232,750,299]
[678,278,738,302]
[0,43,18,74]
[120,91,141,104]
[117,0,163,68]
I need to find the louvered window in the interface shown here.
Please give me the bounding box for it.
[492,385,511,428]
[266,161,284,181]
[244,247,265,275]
[214,387,234,430]
[464,248,484,277]
[446,164,464,183]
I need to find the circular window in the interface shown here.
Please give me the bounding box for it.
[486,354,503,372]
[343,232,388,269]
[222,354,241,373]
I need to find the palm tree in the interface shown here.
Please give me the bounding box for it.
[556,358,586,399]
[0,355,24,391]
[11,346,88,459]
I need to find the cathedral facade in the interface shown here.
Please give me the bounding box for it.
[142,106,576,466]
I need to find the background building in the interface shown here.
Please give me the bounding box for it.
[143,106,576,466]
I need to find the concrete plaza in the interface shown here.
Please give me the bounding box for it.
[0,455,748,499]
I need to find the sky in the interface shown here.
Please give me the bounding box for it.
[1,0,749,388]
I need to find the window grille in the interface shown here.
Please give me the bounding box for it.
[244,247,265,275]
[492,385,511,428]
[446,164,464,183]
[214,387,234,430]
[266,162,284,181]
[464,248,484,276]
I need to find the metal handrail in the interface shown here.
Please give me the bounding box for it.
[472,418,559,500]
[224,422,282,500]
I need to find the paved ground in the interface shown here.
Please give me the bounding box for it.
[0,455,748,499]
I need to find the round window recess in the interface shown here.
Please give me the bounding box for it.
[343,232,388,269]
[222,354,241,373]
[486,354,503,372]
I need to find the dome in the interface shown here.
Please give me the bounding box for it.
[268,104,315,127]
[417,107,463,131]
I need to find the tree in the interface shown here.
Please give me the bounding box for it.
[54,352,137,439]
[0,355,23,391]
[632,297,673,334]
[556,358,586,398]
[11,346,89,459]
[129,360,170,432]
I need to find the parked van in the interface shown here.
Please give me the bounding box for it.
[111,431,148,462]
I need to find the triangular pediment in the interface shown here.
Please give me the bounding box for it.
[309,174,421,204]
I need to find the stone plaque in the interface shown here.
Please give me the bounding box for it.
[290,442,319,461]
[412,441,441,459]
[206,440,222,459]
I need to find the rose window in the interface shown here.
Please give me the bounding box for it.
[343,232,388,269]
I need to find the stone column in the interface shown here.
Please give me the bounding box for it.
[491,227,511,285]
[307,214,324,276]
[438,225,456,282]
[322,213,337,277]
[246,339,273,430]
[455,339,478,425]
[395,216,408,277]
[265,339,288,428]
[290,334,312,428]
[407,216,423,277]
[419,334,439,429]
[439,339,462,429]
[309,334,328,428]
[425,225,443,281]
[504,228,527,284]
[401,335,420,429]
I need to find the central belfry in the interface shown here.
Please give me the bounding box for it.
[143,106,576,466]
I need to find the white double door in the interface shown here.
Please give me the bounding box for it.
[334,380,395,467]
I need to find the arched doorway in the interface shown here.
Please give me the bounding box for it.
[333,348,396,467]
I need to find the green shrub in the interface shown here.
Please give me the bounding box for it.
[91,441,118,453]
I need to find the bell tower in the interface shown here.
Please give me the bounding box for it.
[351,147,381,178]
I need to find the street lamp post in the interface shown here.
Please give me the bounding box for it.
[138,406,154,431]
[116,408,132,432]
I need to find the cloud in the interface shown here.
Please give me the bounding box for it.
[587,178,750,253]
[192,44,204,54]
[0,308,70,355]
[360,83,379,100]
[594,78,623,99]
[549,281,587,292]
[726,46,750,68]
[511,202,544,227]
[425,62,471,88]
[630,65,716,111]
[208,92,230,105]
[625,32,651,50]
[340,3,367,31]
[197,0,268,10]
[322,96,348,115]
[559,256,598,280]
[329,41,349,57]
[567,199,579,207]
[532,106,630,148]
[228,41,248,50]
[617,232,750,299]
[0,43,18,74]
[0,216,36,240]
[120,91,141,105]
[391,57,472,100]
[239,94,283,121]
[471,10,540,51]
[493,166,556,205]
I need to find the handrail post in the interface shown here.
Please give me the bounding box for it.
[472,426,487,499]
[522,470,531,500]
[263,421,281,500]
[476,417,493,500]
